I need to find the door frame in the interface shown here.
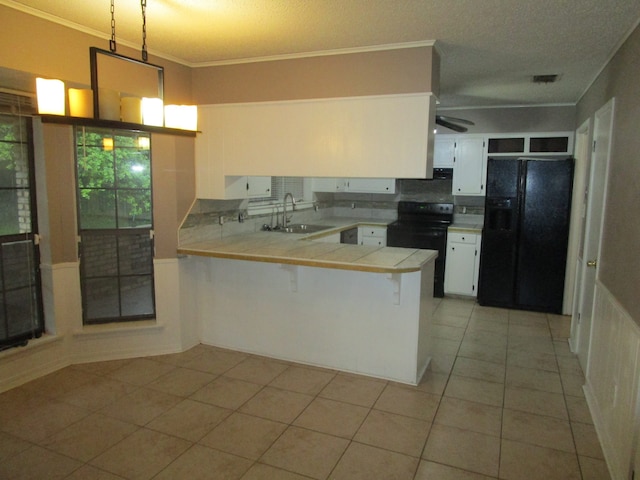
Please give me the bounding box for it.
[571,98,615,374]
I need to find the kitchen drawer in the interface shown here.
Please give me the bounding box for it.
[361,226,387,237]
[448,232,477,244]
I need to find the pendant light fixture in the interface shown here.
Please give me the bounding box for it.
[38,0,197,133]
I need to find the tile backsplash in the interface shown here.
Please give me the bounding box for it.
[179,178,485,245]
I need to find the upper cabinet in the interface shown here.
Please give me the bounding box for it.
[344,178,396,194]
[433,135,456,168]
[451,136,487,196]
[311,178,396,194]
[486,132,574,156]
[224,176,272,199]
[196,93,436,183]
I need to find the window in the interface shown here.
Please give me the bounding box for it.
[76,128,155,324]
[0,113,44,349]
[249,177,305,203]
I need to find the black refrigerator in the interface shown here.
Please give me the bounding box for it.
[477,157,574,313]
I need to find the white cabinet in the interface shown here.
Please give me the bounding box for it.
[312,178,395,194]
[434,135,456,168]
[451,136,487,196]
[311,178,347,193]
[224,176,272,199]
[359,226,387,246]
[345,178,396,194]
[197,93,435,179]
[444,231,482,296]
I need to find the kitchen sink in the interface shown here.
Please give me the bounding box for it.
[273,224,334,234]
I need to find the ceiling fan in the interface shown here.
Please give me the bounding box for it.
[435,115,475,133]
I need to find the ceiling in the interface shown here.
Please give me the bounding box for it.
[4,0,640,108]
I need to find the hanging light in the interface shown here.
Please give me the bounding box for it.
[36,78,65,115]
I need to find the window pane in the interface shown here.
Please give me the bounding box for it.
[6,287,39,337]
[0,294,6,339]
[0,143,29,188]
[0,190,21,235]
[121,275,154,316]
[117,190,152,228]
[2,241,36,290]
[116,151,150,189]
[0,115,28,143]
[82,234,118,277]
[79,189,117,229]
[77,146,115,189]
[119,234,153,275]
[84,278,120,320]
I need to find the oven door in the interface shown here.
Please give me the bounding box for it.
[387,225,448,297]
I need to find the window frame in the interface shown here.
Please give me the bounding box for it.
[0,114,45,349]
[75,127,156,325]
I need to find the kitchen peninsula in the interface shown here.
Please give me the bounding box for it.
[178,224,437,385]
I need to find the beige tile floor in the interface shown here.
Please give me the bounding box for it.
[0,298,611,479]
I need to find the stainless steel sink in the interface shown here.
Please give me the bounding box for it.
[274,224,334,234]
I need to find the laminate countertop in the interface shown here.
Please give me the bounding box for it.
[177,221,438,274]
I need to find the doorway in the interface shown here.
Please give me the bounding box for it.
[571,98,615,373]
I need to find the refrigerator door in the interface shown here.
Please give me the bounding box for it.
[478,158,520,307]
[515,158,574,312]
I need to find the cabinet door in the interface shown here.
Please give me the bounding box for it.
[225,176,272,198]
[346,178,396,194]
[434,136,456,168]
[311,178,346,192]
[452,137,486,195]
[445,241,478,296]
[247,176,272,197]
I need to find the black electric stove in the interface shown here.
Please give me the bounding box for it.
[387,202,454,297]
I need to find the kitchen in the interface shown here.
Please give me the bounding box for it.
[0,2,640,479]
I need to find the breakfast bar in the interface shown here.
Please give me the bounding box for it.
[178,229,438,385]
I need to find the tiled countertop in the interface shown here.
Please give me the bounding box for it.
[178,220,438,274]
[449,223,483,234]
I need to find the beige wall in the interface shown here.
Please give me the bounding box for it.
[0,5,196,261]
[576,24,640,323]
[193,46,438,104]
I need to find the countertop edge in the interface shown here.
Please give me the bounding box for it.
[177,246,437,274]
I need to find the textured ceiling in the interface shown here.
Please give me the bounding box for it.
[4,0,640,107]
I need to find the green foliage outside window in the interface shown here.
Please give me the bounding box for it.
[76,129,152,229]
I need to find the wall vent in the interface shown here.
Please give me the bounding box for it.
[532,74,559,84]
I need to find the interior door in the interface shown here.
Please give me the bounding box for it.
[574,98,615,373]
[568,119,592,349]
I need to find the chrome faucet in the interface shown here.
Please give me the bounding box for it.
[282,192,296,228]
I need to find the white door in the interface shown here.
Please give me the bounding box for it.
[574,98,615,374]
[568,119,592,347]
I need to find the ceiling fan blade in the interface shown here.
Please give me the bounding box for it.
[436,116,468,133]
[436,115,475,126]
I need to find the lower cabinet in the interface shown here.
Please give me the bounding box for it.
[359,226,387,246]
[444,231,482,296]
